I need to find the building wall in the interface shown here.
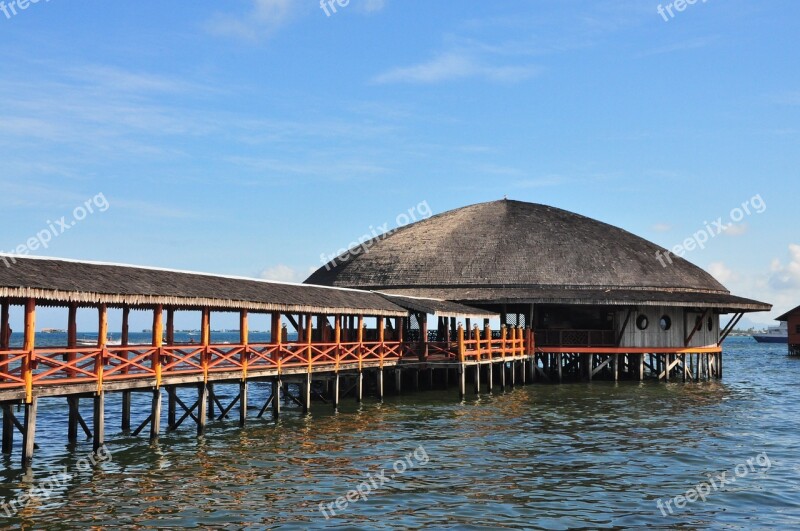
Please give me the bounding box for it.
[617,307,720,348]
[788,313,800,347]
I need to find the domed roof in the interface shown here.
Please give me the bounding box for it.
[305,200,769,311]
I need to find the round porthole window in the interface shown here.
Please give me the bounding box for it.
[660,316,672,331]
[636,315,649,330]
[707,316,713,331]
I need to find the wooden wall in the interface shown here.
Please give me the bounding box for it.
[617,306,720,348]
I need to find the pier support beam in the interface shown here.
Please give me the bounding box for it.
[21,398,37,468]
[272,378,281,418]
[303,375,312,414]
[474,365,480,394]
[121,391,131,432]
[68,396,80,443]
[2,404,14,454]
[356,371,363,402]
[459,365,466,399]
[333,374,340,409]
[167,387,177,430]
[394,369,401,395]
[377,369,384,400]
[150,389,162,440]
[93,392,105,453]
[487,363,493,393]
[197,384,208,435]
[500,361,506,391]
[239,381,248,427]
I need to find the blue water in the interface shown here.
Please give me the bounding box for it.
[0,336,799,529]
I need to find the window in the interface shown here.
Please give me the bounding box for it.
[660,316,672,331]
[636,315,649,330]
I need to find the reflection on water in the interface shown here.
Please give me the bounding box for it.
[1,338,800,529]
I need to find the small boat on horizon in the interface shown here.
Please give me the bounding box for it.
[753,322,788,344]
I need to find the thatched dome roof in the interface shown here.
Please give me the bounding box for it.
[305,200,769,312]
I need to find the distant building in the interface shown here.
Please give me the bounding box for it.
[777,306,800,356]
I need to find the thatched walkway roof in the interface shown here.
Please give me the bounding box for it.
[0,256,407,316]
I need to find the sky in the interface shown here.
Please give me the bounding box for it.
[0,0,798,330]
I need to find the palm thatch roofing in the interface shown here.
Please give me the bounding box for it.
[0,256,407,317]
[377,293,498,319]
[305,200,771,313]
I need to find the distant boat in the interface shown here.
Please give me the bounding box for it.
[41,328,66,334]
[76,335,122,346]
[753,322,788,343]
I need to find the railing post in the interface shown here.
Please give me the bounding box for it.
[484,324,492,360]
[271,312,282,372]
[23,298,35,404]
[334,315,342,371]
[152,305,163,388]
[419,313,428,362]
[201,308,210,383]
[97,304,107,394]
[378,317,385,367]
[474,325,481,362]
[240,310,249,380]
[305,314,313,372]
[457,324,465,363]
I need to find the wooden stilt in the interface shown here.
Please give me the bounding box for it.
[303,374,312,414]
[520,359,526,385]
[487,362,493,392]
[197,384,208,435]
[377,369,384,400]
[394,369,401,394]
[459,364,466,399]
[333,374,340,408]
[121,391,131,431]
[239,381,247,427]
[638,353,644,381]
[93,391,104,453]
[21,397,37,468]
[150,388,162,440]
[356,371,363,402]
[272,378,281,418]
[427,368,434,389]
[68,396,79,443]
[207,383,216,419]
[2,404,14,454]
[413,369,420,390]
[167,386,177,430]
[500,361,506,391]
[474,364,480,394]
[443,367,449,388]
[612,355,618,382]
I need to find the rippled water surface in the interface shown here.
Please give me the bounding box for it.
[1,337,800,529]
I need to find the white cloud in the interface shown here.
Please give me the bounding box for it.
[708,262,737,284]
[259,264,300,283]
[206,0,293,42]
[372,52,539,84]
[769,244,800,290]
[358,0,386,14]
[651,223,672,233]
[723,223,749,236]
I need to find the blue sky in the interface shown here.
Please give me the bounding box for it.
[1,0,798,329]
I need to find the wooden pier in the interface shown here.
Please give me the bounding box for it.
[0,256,725,468]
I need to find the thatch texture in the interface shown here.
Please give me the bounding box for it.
[305,200,771,313]
[0,256,407,316]
[377,293,498,319]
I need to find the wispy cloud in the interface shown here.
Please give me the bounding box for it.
[651,223,672,233]
[637,36,719,58]
[205,0,293,42]
[372,52,539,84]
[769,244,800,290]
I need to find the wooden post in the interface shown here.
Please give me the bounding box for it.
[272,377,281,418]
[167,386,177,430]
[333,373,340,409]
[303,373,312,414]
[21,397,37,468]
[357,316,364,402]
[394,368,402,394]
[92,388,104,453]
[67,303,77,378]
[120,305,131,431]
[152,305,163,387]
[2,404,13,454]
[239,310,249,426]
[150,388,161,440]
[197,382,208,435]
[166,308,174,346]
[377,369,384,400]
[23,299,35,405]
